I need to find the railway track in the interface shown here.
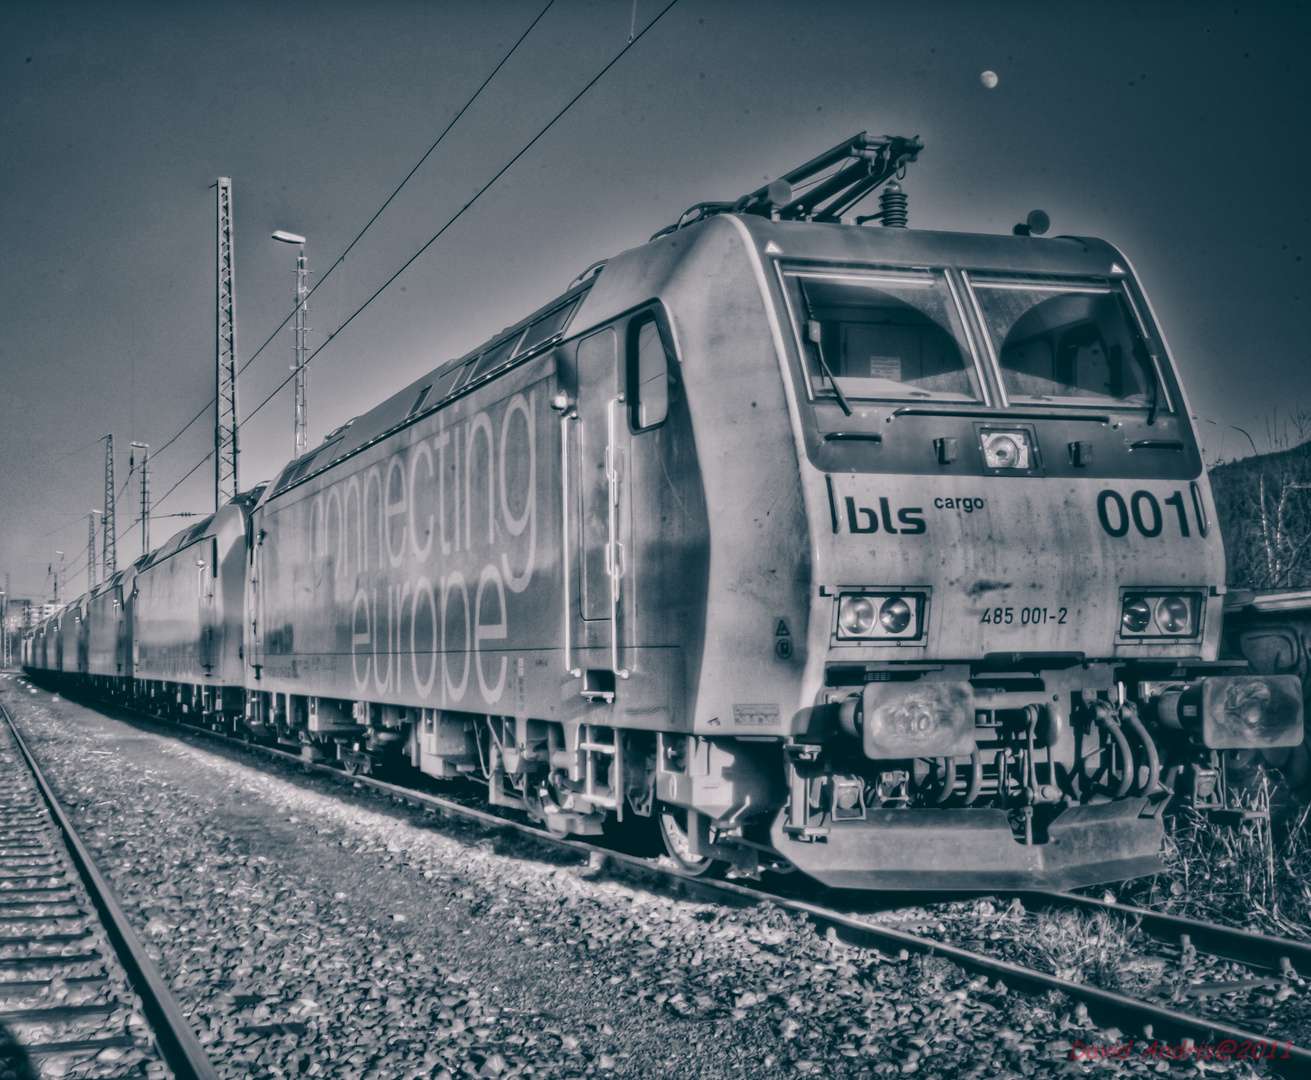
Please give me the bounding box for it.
[0,698,218,1080]
[1021,888,1311,980]
[18,677,1311,1076]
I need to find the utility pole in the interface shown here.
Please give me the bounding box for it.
[102,434,116,578]
[272,230,309,457]
[2,573,9,669]
[53,552,64,606]
[87,512,99,591]
[215,178,240,508]
[131,443,150,557]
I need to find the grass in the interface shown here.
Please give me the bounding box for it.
[1005,904,1155,992]
[1104,767,1311,941]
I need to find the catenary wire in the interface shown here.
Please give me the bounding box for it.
[40,439,135,553]
[110,450,201,552]
[134,1,558,472]
[52,434,110,464]
[108,1,677,539]
[37,517,90,542]
[151,450,215,514]
[243,0,681,427]
[150,400,212,461]
[234,0,560,382]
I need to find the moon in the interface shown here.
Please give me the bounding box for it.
[980,70,999,89]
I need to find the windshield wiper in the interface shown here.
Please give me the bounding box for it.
[799,281,852,416]
[1146,355,1161,426]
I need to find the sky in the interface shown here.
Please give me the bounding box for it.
[1,0,1308,602]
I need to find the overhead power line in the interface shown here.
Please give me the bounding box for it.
[244,0,680,427]
[247,0,562,367]
[135,0,680,529]
[53,435,111,464]
[37,517,88,542]
[137,0,559,474]
[152,450,215,514]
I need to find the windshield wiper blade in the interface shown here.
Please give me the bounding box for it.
[799,282,852,416]
[815,346,853,416]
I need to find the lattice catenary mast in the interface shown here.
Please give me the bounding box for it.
[102,433,116,578]
[215,178,240,509]
[87,512,98,591]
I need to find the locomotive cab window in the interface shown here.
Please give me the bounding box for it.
[782,270,982,403]
[627,313,671,430]
[968,279,1159,409]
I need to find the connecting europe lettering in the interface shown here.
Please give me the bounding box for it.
[256,386,548,708]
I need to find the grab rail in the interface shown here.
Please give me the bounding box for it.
[560,413,581,678]
[606,397,629,679]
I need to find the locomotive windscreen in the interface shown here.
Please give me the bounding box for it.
[782,270,984,403]
[969,280,1156,407]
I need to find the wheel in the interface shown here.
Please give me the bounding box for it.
[657,807,726,877]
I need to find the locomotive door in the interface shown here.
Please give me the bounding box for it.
[573,327,632,691]
[199,537,219,676]
[113,586,127,675]
[248,527,265,675]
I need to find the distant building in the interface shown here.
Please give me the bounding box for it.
[9,601,61,630]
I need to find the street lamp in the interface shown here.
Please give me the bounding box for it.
[272,230,310,457]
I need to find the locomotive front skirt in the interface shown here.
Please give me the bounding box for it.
[26,134,1304,890]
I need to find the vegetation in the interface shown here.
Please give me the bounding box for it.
[1090,770,1311,942]
[1209,416,1311,590]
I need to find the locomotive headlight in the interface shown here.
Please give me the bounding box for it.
[879,597,913,634]
[981,430,1031,470]
[838,596,877,637]
[1155,595,1194,635]
[834,592,925,641]
[1121,597,1152,634]
[1117,590,1203,639]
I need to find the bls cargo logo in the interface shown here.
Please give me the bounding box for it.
[839,495,926,535]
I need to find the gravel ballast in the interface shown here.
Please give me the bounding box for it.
[0,679,1276,1078]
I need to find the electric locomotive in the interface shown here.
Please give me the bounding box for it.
[26,133,1304,890]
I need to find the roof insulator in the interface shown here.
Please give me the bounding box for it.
[877,182,908,228]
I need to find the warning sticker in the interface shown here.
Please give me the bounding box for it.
[776,620,790,637]
[733,704,780,727]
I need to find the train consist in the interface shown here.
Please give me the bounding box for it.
[23,133,1305,890]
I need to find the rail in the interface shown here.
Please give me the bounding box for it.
[0,699,220,1080]
[20,681,1311,1078]
[1023,888,1311,978]
[244,731,1311,1075]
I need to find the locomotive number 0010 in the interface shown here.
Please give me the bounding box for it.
[1097,488,1202,540]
